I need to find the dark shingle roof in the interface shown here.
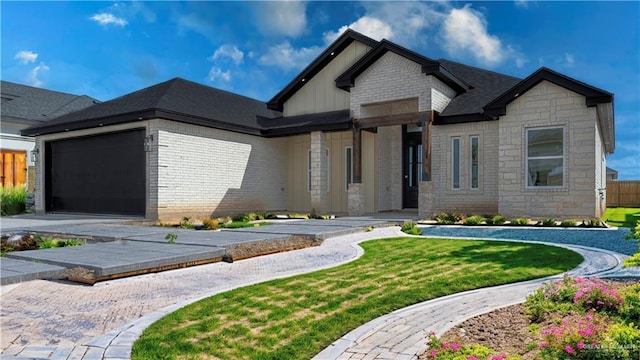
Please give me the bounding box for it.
[1,81,98,125]
[22,78,281,136]
[436,59,522,121]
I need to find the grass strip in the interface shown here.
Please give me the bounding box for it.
[603,207,640,228]
[132,237,582,360]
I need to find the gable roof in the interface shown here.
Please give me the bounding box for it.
[22,78,280,136]
[1,80,98,126]
[266,29,379,112]
[335,40,469,94]
[434,59,522,123]
[483,67,613,118]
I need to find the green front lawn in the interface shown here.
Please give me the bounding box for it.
[132,237,582,360]
[603,207,640,228]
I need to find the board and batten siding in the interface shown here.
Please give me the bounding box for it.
[283,41,372,117]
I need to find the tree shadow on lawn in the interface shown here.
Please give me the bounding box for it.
[443,240,583,273]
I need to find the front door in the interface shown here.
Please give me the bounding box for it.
[403,131,422,208]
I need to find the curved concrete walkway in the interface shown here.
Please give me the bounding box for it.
[1,227,637,360]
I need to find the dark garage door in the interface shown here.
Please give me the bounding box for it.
[45,129,146,216]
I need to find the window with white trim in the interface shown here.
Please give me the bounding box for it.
[470,136,479,189]
[526,127,564,187]
[307,149,312,192]
[345,146,353,191]
[452,137,461,189]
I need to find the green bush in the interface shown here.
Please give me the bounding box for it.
[435,212,463,225]
[0,185,27,216]
[537,218,557,227]
[581,218,605,228]
[400,221,421,235]
[560,219,578,227]
[463,215,485,225]
[485,215,507,225]
[510,217,530,226]
[625,221,640,240]
[618,283,640,323]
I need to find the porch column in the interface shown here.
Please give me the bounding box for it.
[310,131,328,213]
[348,125,365,216]
[419,111,435,219]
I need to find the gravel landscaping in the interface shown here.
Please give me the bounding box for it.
[421,226,638,255]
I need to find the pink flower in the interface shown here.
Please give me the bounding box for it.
[467,357,480,360]
[428,350,437,357]
[451,343,461,351]
[539,342,549,348]
[565,345,576,354]
[577,342,585,350]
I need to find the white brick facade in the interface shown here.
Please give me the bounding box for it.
[150,119,287,220]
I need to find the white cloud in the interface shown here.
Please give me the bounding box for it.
[176,13,213,38]
[27,62,50,87]
[514,0,531,8]
[208,67,231,82]
[211,45,244,65]
[564,53,575,67]
[14,50,38,64]
[257,1,307,37]
[90,13,127,27]
[258,41,322,71]
[442,5,505,66]
[323,16,393,43]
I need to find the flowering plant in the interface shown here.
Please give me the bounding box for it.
[572,277,623,313]
[537,311,607,359]
[425,332,517,360]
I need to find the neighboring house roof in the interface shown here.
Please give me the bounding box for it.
[267,29,379,112]
[335,40,469,94]
[483,67,615,153]
[1,80,98,127]
[22,78,281,136]
[606,167,618,180]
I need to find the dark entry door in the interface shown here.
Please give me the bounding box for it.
[45,129,146,216]
[403,131,422,208]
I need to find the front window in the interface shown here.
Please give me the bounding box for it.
[527,127,564,187]
[470,136,479,189]
[452,137,460,189]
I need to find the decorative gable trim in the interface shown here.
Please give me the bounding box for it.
[266,29,378,112]
[335,40,469,94]
[483,67,613,118]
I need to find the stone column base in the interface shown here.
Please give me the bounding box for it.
[418,181,434,219]
[348,183,365,216]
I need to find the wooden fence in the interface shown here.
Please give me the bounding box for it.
[607,180,640,207]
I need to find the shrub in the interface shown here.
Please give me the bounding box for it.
[618,283,640,323]
[0,185,27,216]
[165,233,178,244]
[538,311,610,360]
[510,217,530,226]
[485,215,507,225]
[581,218,605,228]
[625,221,640,240]
[435,212,463,225]
[425,332,517,359]
[201,218,219,230]
[604,322,640,359]
[572,277,623,313]
[401,221,421,235]
[537,218,557,227]
[560,219,578,227]
[463,215,485,225]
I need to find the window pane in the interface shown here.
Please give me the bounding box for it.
[471,137,479,189]
[528,128,563,157]
[345,147,352,191]
[452,138,460,189]
[528,158,563,186]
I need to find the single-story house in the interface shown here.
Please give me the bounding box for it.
[1,81,97,190]
[22,30,615,221]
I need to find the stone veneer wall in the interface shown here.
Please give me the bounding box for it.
[424,120,500,217]
[497,80,599,219]
[151,119,287,220]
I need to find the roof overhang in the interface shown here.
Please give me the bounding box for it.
[258,109,351,137]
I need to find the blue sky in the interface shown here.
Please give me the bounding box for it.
[2,1,639,179]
